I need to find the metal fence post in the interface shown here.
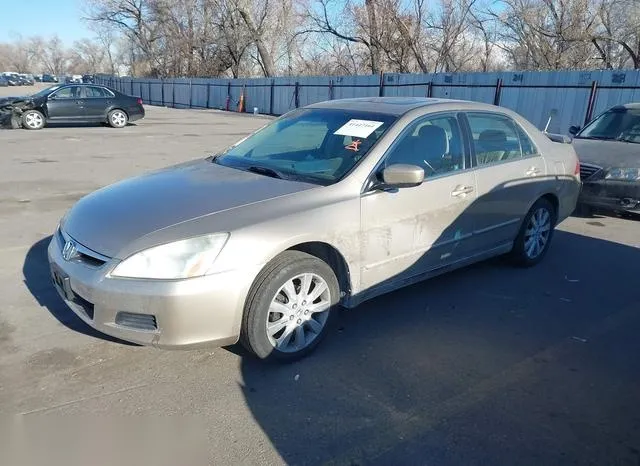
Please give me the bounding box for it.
[378,71,385,97]
[584,80,599,125]
[130,79,134,96]
[269,80,275,115]
[172,80,175,107]
[426,81,433,98]
[161,79,165,106]
[493,78,503,106]
[189,79,193,108]
[329,79,334,100]
[294,82,300,108]
[147,80,151,104]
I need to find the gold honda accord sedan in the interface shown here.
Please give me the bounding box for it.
[49,98,581,361]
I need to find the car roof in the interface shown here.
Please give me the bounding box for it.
[307,97,499,116]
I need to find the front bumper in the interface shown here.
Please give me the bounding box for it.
[578,179,640,213]
[47,235,260,349]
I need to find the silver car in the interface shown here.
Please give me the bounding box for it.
[48,98,581,361]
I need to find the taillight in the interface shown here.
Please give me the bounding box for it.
[574,158,580,176]
[137,98,143,105]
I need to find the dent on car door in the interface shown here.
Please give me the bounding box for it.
[359,112,477,294]
[464,112,547,252]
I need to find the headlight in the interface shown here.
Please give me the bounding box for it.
[111,233,229,279]
[605,168,640,181]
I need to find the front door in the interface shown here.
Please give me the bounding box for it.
[464,112,547,252]
[45,86,84,120]
[83,86,113,120]
[360,112,477,292]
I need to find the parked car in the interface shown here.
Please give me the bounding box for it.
[82,74,95,84]
[570,103,640,216]
[0,76,8,87]
[42,74,58,83]
[2,73,22,86]
[19,74,34,85]
[48,98,580,361]
[0,83,145,130]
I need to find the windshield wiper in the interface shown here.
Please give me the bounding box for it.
[576,135,616,141]
[246,165,286,179]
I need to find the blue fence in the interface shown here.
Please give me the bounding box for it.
[96,69,640,134]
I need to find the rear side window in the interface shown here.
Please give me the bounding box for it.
[467,113,524,166]
[515,125,538,156]
[86,86,113,98]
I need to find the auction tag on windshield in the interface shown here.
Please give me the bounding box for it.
[334,119,384,139]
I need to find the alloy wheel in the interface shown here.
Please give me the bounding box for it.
[266,273,331,353]
[24,112,43,129]
[111,111,127,127]
[524,207,551,259]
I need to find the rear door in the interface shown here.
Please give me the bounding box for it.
[463,112,547,253]
[83,86,114,120]
[45,86,84,120]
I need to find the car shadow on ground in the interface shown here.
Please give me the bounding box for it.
[43,122,138,129]
[238,230,640,465]
[22,236,137,345]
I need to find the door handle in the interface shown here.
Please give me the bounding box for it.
[451,185,474,197]
[525,166,541,176]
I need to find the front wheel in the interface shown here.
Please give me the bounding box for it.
[510,198,556,267]
[107,109,128,128]
[21,110,45,130]
[241,251,340,362]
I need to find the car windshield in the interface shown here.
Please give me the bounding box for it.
[578,107,640,144]
[213,108,397,185]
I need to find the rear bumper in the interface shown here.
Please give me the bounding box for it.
[579,179,640,212]
[127,105,145,122]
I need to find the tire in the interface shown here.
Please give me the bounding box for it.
[241,251,340,362]
[107,109,128,128]
[510,197,556,267]
[21,110,45,130]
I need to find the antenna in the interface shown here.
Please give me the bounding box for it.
[544,108,558,133]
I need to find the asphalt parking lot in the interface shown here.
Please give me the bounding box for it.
[1,90,640,465]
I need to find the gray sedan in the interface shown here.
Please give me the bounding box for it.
[48,98,581,361]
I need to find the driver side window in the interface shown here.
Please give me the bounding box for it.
[384,113,465,178]
[51,87,79,99]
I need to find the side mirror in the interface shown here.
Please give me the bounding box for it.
[568,125,580,136]
[381,164,424,189]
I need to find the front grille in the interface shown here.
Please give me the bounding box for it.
[115,312,158,331]
[580,163,603,181]
[56,229,109,268]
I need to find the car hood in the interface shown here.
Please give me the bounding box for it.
[0,96,27,105]
[572,138,640,168]
[63,159,318,258]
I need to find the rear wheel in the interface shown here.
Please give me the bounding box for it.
[108,109,128,128]
[21,110,45,130]
[510,198,556,267]
[241,251,340,362]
